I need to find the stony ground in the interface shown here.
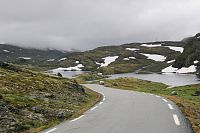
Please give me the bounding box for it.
[0,62,100,132]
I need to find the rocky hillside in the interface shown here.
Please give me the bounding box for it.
[50,41,185,74]
[173,33,200,75]
[0,62,100,132]
[0,43,68,70]
[0,38,190,75]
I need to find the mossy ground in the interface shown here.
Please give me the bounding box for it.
[75,73,108,84]
[0,63,101,132]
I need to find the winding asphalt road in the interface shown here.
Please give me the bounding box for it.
[42,84,192,133]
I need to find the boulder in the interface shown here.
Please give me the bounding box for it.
[171,91,178,95]
[99,81,105,85]
[192,90,200,96]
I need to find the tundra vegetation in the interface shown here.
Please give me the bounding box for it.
[0,62,101,132]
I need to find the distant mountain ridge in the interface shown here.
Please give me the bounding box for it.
[1,33,199,75]
[0,43,68,70]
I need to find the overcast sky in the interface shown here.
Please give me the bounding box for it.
[0,0,200,51]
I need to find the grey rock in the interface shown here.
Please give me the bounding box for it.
[171,91,178,95]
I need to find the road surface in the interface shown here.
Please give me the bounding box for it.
[42,84,192,133]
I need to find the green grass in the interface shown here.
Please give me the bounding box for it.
[0,63,101,132]
[105,77,168,93]
[75,73,108,84]
[104,78,200,133]
[98,63,142,75]
[142,62,170,73]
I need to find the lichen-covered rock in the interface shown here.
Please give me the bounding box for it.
[0,101,18,133]
[171,91,178,95]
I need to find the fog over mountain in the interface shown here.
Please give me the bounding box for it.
[0,0,200,51]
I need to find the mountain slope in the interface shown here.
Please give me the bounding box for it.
[0,62,100,132]
[0,44,68,70]
[51,41,185,74]
[0,39,187,75]
[173,33,200,75]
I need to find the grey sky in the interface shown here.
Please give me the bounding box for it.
[0,0,200,51]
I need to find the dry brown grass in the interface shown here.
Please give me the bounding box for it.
[165,95,200,133]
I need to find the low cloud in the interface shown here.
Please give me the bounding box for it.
[0,0,200,51]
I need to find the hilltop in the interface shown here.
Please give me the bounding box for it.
[50,41,185,74]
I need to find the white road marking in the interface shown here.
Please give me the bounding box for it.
[168,104,174,110]
[70,115,84,122]
[173,114,180,125]
[45,128,57,133]
[99,101,103,105]
[90,106,98,111]
[156,95,160,98]
[162,98,168,102]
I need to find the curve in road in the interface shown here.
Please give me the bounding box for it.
[42,84,192,133]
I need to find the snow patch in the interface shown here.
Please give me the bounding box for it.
[167,60,175,63]
[123,57,136,61]
[197,36,200,39]
[140,44,184,53]
[100,56,119,67]
[177,65,196,73]
[164,46,184,53]
[162,65,196,74]
[75,61,80,64]
[95,62,101,65]
[47,59,55,62]
[141,44,162,47]
[52,64,84,72]
[3,50,10,53]
[194,60,199,64]
[18,57,32,60]
[129,57,136,59]
[141,53,166,62]
[162,65,178,73]
[58,58,67,61]
[123,58,129,61]
[126,48,139,51]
